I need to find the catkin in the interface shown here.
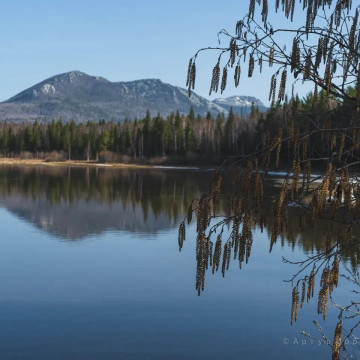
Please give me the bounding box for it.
[221,67,228,94]
[234,64,241,87]
[249,0,256,20]
[191,63,196,90]
[278,69,287,101]
[269,47,275,67]
[332,321,342,360]
[315,38,323,70]
[186,58,193,88]
[301,281,306,308]
[248,54,255,77]
[303,52,312,80]
[291,39,300,73]
[212,234,222,273]
[178,222,186,251]
[209,62,220,95]
[235,20,243,37]
[291,287,299,324]
[307,268,315,302]
[229,39,238,67]
[261,0,268,23]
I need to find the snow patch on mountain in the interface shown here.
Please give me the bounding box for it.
[40,84,55,95]
[213,95,266,108]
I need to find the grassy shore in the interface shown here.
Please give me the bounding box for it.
[0,158,156,169]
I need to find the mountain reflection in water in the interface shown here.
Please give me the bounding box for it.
[0,166,213,239]
[0,165,359,360]
[0,165,359,268]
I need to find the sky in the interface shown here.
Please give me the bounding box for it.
[0,0,313,105]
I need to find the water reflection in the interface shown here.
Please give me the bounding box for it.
[0,165,359,359]
[1,165,359,267]
[0,166,211,239]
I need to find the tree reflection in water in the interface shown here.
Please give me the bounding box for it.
[0,165,359,358]
[0,165,210,238]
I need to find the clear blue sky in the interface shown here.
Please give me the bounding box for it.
[0,0,312,104]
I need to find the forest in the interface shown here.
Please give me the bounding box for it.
[0,88,353,167]
[0,105,260,164]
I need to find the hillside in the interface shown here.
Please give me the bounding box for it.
[0,71,267,122]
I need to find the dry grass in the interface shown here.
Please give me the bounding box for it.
[0,158,152,169]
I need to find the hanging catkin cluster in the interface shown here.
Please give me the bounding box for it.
[274,0,300,20]
[248,54,255,77]
[195,233,212,295]
[278,69,287,101]
[290,39,300,73]
[235,20,244,37]
[258,56,263,73]
[324,42,334,94]
[178,222,186,251]
[303,51,312,81]
[316,259,339,321]
[212,234,222,274]
[209,62,220,95]
[243,214,254,264]
[269,74,277,105]
[331,256,339,288]
[307,268,315,302]
[269,47,275,67]
[221,67,228,94]
[319,171,331,210]
[315,37,324,70]
[229,39,239,67]
[291,286,300,324]
[300,281,306,308]
[349,8,358,51]
[234,64,241,87]
[248,0,256,20]
[221,240,232,277]
[197,195,211,233]
[274,128,283,168]
[318,277,329,319]
[258,0,267,23]
[332,320,342,360]
[186,58,196,96]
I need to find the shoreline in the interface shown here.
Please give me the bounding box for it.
[0,158,213,171]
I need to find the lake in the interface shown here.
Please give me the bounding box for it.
[0,165,358,360]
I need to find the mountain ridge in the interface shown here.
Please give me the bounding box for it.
[0,71,267,123]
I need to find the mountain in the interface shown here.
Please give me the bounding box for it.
[0,71,267,123]
[0,195,176,239]
[0,166,211,240]
[213,95,267,115]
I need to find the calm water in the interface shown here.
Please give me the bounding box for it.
[0,166,358,360]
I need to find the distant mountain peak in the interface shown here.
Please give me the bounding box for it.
[213,95,266,108]
[0,71,266,123]
[53,70,109,83]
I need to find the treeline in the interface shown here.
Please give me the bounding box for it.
[0,106,262,163]
[255,88,360,170]
[0,90,352,166]
[0,166,211,222]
